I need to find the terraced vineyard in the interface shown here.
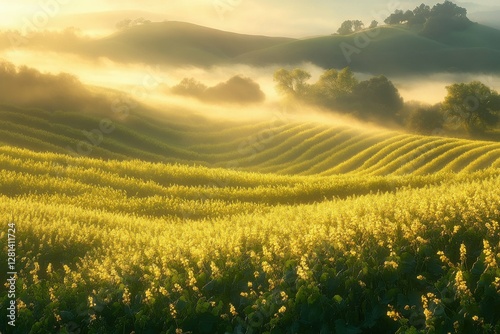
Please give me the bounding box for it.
[1,105,500,333]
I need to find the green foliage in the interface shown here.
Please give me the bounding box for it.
[384,1,472,38]
[171,76,266,105]
[406,106,445,135]
[442,81,500,133]
[385,10,406,25]
[349,75,404,121]
[337,20,365,35]
[273,68,312,99]
[273,68,403,122]
[312,67,358,107]
[430,0,467,20]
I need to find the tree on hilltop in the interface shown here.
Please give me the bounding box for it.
[431,0,467,19]
[384,10,405,25]
[422,1,471,36]
[384,1,471,35]
[410,4,431,25]
[337,20,365,35]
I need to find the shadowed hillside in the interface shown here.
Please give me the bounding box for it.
[235,24,500,74]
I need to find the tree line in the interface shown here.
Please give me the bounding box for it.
[273,67,500,136]
[336,1,472,37]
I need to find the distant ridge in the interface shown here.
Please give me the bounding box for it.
[78,21,500,74]
[91,21,296,66]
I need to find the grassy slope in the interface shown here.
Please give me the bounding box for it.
[235,24,500,74]
[91,21,296,67]
[83,22,500,73]
[1,104,500,176]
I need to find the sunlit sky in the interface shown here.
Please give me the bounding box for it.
[1,0,499,37]
[1,0,499,105]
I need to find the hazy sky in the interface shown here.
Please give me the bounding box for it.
[1,0,499,37]
[1,0,499,105]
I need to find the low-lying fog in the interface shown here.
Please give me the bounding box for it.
[2,47,500,129]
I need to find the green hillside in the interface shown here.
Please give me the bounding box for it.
[71,22,500,74]
[2,104,500,177]
[235,24,500,74]
[90,21,296,67]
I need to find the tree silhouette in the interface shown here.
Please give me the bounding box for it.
[384,1,471,35]
[407,106,444,134]
[431,0,467,19]
[337,20,354,35]
[352,20,364,32]
[410,4,431,25]
[384,10,405,25]
[351,76,404,120]
[337,20,364,35]
[442,81,499,133]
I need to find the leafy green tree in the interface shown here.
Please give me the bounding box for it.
[337,20,364,35]
[411,3,431,25]
[273,68,311,99]
[442,81,500,132]
[422,1,471,37]
[337,20,354,35]
[403,10,415,23]
[406,105,444,134]
[384,1,470,35]
[350,76,404,120]
[352,20,364,32]
[431,0,467,19]
[384,9,405,25]
[313,67,358,106]
[369,20,378,29]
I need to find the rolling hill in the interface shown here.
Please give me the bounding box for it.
[1,104,500,176]
[89,21,296,67]
[235,24,500,74]
[70,21,500,74]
